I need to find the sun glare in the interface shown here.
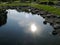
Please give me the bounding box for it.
[30,24,37,32]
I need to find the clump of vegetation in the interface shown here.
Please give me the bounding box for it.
[0,0,60,15]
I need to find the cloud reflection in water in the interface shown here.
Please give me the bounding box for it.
[7,9,45,36]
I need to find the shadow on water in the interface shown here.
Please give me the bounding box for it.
[0,10,7,27]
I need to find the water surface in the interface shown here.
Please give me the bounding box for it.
[0,9,60,45]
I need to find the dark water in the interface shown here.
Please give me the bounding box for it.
[0,9,60,45]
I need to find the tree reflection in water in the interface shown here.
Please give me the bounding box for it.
[0,10,7,27]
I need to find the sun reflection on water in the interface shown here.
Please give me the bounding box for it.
[30,23,37,32]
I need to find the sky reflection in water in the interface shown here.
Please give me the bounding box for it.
[0,9,60,45]
[7,9,44,35]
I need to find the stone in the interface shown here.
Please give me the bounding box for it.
[57,16,60,19]
[54,24,60,29]
[52,30,58,35]
[43,21,47,25]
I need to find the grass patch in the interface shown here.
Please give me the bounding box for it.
[30,3,60,15]
[0,2,60,15]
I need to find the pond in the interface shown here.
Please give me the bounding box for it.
[0,9,60,45]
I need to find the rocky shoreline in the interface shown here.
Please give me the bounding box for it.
[0,6,60,36]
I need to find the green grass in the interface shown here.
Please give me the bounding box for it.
[30,3,60,15]
[0,2,60,15]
